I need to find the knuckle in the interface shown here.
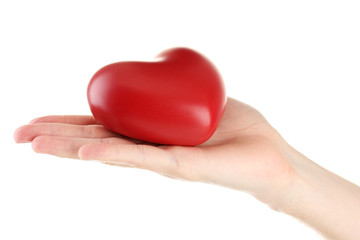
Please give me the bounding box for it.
[81,125,95,138]
[50,124,60,135]
[164,147,191,180]
[166,147,201,182]
[136,145,146,166]
[31,136,45,152]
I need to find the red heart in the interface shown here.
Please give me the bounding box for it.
[87,48,226,146]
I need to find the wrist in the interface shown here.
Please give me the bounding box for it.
[270,144,360,239]
[249,141,309,211]
[270,145,315,212]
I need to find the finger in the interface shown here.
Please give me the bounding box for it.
[30,115,98,125]
[31,136,132,159]
[14,123,119,143]
[78,143,181,178]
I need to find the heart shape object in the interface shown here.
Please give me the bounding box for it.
[87,47,226,146]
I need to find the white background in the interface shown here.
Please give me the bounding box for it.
[1,0,359,239]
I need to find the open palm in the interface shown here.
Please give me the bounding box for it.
[15,97,295,199]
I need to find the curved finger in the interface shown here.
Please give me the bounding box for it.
[31,136,132,159]
[78,143,181,178]
[30,115,98,125]
[14,123,118,143]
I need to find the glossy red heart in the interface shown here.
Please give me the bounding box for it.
[87,48,226,146]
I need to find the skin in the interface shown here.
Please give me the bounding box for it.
[14,97,360,239]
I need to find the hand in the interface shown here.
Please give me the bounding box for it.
[14,97,360,239]
[14,97,295,203]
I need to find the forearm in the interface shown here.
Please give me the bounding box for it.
[276,146,360,239]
